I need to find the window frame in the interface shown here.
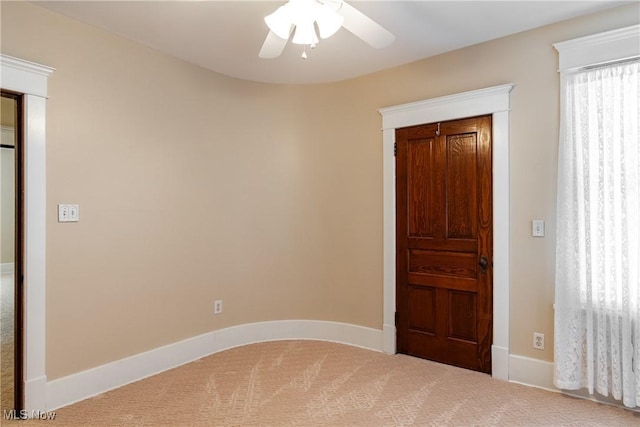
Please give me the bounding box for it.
[553,24,639,73]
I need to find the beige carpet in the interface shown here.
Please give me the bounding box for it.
[4,340,639,426]
[1,272,15,412]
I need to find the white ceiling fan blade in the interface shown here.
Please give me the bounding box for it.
[316,3,344,39]
[339,2,395,49]
[259,31,289,59]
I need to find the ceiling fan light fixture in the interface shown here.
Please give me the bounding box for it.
[315,4,344,39]
[291,20,319,45]
[265,0,341,46]
[259,0,394,60]
[264,5,294,40]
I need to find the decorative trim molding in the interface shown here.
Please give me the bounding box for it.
[0,263,15,274]
[24,376,48,413]
[0,54,55,98]
[382,324,395,354]
[508,354,555,391]
[0,55,54,77]
[46,320,383,411]
[492,345,509,381]
[1,54,53,412]
[379,84,513,131]
[1,125,15,143]
[553,24,640,72]
[1,126,15,150]
[378,84,514,381]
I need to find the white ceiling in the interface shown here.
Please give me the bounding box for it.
[33,1,629,84]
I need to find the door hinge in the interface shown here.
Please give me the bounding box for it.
[395,311,398,326]
[394,142,397,157]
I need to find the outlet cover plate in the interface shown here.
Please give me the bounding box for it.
[532,220,545,237]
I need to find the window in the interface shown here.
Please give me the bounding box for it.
[554,26,639,408]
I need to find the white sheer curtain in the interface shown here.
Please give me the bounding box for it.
[555,59,640,408]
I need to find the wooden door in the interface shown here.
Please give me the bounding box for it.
[395,115,492,373]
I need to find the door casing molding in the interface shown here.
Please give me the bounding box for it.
[379,83,514,380]
[1,54,55,411]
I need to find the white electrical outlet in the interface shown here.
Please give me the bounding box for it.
[214,299,223,315]
[533,332,545,350]
[532,220,545,237]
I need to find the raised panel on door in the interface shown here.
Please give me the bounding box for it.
[448,290,477,343]
[409,249,477,279]
[408,285,436,335]
[407,137,435,237]
[446,133,477,239]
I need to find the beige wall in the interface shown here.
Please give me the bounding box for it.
[1,96,16,264]
[1,1,638,380]
[1,96,16,128]
[1,146,15,264]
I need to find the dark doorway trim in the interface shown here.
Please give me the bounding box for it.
[1,89,24,411]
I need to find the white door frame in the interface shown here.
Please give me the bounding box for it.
[1,54,54,411]
[378,83,514,380]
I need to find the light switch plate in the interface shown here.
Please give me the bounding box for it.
[58,204,79,222]
[532,219,544,237]
[68,204,79,221]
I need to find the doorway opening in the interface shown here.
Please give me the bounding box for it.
[1,90,24,412]
[379,84,514,380]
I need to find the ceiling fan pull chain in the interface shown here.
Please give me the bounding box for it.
[302,47,308,59]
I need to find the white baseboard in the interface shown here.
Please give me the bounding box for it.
[46,328,638,414]
[507,353,638,412]
[491,345,509,381]
[508,353,556,391]
[382,323,395,354]
[563,388,640,411]
[46,320,383,411]
[24,375,47,413]
[1,262,14,274]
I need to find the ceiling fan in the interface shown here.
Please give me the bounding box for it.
[259,0,395,59]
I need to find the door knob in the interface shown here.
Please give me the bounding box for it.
[479,256,488,273]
